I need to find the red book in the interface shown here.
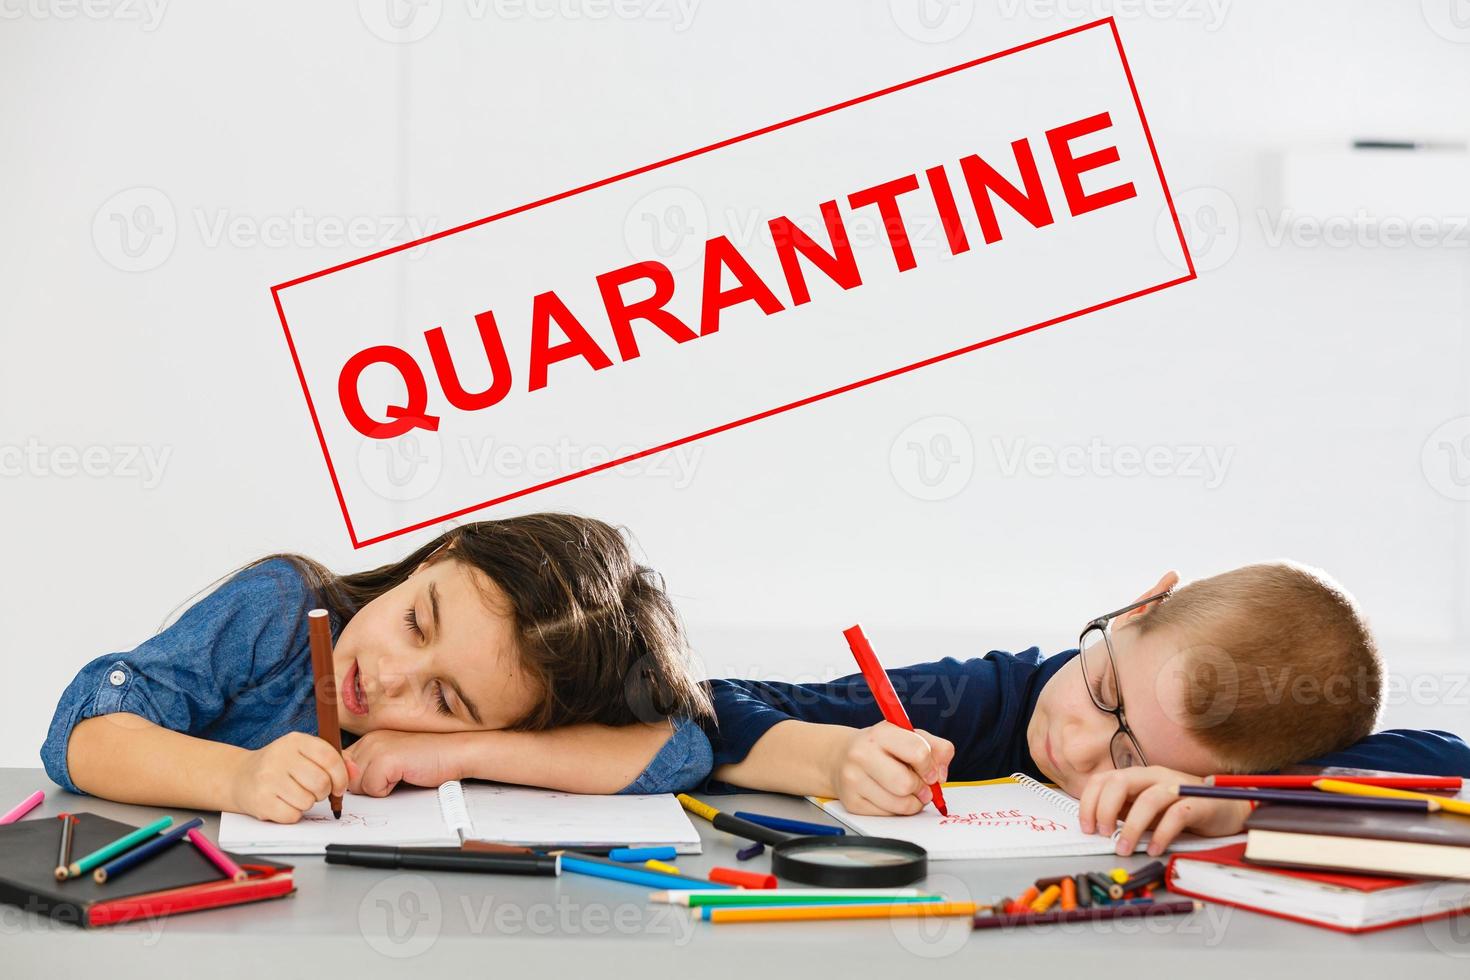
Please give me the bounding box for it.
[1167,843,1470,934]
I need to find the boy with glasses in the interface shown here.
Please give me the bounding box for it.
[699,562,1470,855]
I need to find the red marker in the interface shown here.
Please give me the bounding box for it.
[843,625,948,816]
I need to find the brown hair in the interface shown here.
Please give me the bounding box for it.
[1128,561,1382,772]
[240,513,712,730]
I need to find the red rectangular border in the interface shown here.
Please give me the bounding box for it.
[273,16,1196,548]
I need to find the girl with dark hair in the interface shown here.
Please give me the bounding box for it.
[42,513,713,823]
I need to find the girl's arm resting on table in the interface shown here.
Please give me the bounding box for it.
[345,718,708,796]
[66,713,249,811]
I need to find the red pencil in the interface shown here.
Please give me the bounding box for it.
[1206,774,1461,791]
[842,625,948,816]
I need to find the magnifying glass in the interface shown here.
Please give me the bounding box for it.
[677,795,929,888]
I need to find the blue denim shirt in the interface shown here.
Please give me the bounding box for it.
[40,559,711,796]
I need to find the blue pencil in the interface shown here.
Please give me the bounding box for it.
[733,811,846,837]
[93,817,204,883]
[558,853,735,890]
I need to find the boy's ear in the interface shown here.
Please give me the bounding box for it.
[1116,570,1180,623]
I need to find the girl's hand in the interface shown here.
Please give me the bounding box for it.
[231,732,350,824]
[1077,765,1251,856]
[344,730,470,797]
[830,721,955,815]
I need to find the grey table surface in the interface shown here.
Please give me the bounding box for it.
[3,768,1468,978]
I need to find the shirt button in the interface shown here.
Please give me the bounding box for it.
[109,670,126,686]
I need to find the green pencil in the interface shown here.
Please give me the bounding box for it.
[651,892,947,908]
[66,816,173,878]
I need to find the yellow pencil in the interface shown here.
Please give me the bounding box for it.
[702,901,978,923]
[1313,779,1470,816]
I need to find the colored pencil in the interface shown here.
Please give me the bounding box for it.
[971,899,1201,930]
[1207,774,1460,791]
[307,608,345,819]
[53,814,76,881]
[650,888,930,904]
[94,818,204,883]
[69,816,173,877]
[0,789,44,825]
[187,827,248,882]
[1180,784,1435,812]
[558,852,734,890]
[651,891,944,908]
[608,846,677,862]
[1312,779,1470,816]
[731,811,845,837]
[701,901,978,923]
[842,625,948,816]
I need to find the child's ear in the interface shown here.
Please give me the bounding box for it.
[1117,570,1180,623]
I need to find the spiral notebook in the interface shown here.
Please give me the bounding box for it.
[809,775,1245,860]
[219,782,702,856]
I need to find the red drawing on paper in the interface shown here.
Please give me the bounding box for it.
[938,809,1065,832]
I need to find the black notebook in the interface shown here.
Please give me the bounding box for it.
[0,812,294,928]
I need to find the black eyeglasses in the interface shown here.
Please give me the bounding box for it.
[1078,589,1172,770]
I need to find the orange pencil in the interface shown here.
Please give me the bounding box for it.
[307,609,344,819]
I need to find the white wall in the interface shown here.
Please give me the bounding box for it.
[3,1,1468,767]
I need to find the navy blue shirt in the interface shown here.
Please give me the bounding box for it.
[41,559,711,796]
[695,649,1470,791]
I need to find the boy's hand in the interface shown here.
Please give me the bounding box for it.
[230,732,349,824]
[832,721,955,815]
[1077,765,1251,856]
[344,730,470,797]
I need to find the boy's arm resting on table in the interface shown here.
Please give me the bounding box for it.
[344,716,713,796]
[1301,728,1470,776]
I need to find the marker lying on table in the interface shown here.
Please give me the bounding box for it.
[327,844,560,876]
[732,811,845,837]
[608,846,677,863]
[68,816,173,879]
[676,795,795,848]
[843,625,947,816]
[557,851,735,890]
[0,789,44,825]
[95,818,205,883]
[1180,784,1436,812]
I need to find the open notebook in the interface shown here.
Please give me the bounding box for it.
[219,782,703,856]
[809,775,1246,860]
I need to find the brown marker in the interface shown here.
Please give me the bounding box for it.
[308,609,344,819]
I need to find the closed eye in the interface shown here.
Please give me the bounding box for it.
[404,607,424,639]
[432,680,454,717]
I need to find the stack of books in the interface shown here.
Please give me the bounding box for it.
[1166,768,1470,933]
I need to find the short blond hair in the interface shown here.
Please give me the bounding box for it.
[1129,562,1382,772]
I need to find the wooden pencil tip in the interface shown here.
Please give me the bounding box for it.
[53,866,67,881]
